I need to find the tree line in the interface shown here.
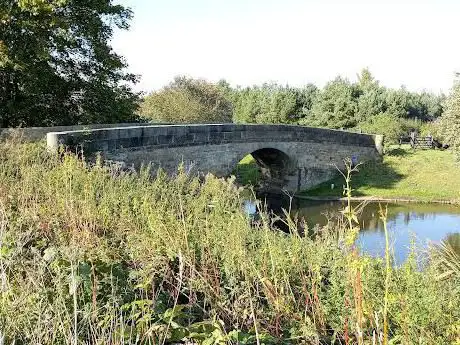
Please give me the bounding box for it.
[140,71,445,144]
[2,0,458,156]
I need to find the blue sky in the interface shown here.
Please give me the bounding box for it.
[111,0,460,94]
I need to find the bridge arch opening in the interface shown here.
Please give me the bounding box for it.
[234,147,294,187]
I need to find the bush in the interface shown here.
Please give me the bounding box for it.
[358,113,407,144]
[140,76,233,123]
[438,82,460,158]
[357,113,439,145]
[418,120,438,137]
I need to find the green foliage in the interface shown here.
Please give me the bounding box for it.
[383,88,412,118]
[411,91,445,120]
[307,77,359,128]
[355,68,386,123]
[355,88,385,123]
[233,154,261,185]
[0,0,140,127]
[0,139,459,344]
[438,81,460,158]
[232,83,318,124]
[358,113,417,144]
[418,120,438,137]
[137,69,444,137]
[140,76,233,123]
[230,69,444,134]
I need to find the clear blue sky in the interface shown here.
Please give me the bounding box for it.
[111,0,460,94]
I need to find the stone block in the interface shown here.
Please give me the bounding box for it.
[107,139,118,151]
[141,135,158,147]
[173,134,195,145]
[223,131,242,141]
[157,135,174,145]
[118,127,144,139]
[208,132,224,144]
[193,132,209,143]
[189,125,212,134]
[128,137,144,148]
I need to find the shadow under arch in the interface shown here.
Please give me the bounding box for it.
[234,147,296,189]
[251,147,293,179]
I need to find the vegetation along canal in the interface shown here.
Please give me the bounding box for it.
[246,196,460,263]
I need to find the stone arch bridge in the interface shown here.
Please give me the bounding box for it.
[47,124,383,191]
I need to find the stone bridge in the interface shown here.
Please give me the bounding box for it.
[47,124,383,191]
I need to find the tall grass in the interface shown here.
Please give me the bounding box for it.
[0,138,459,344]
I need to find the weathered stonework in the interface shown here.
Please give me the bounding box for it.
[0,123,155,142]
[47,124,383,191]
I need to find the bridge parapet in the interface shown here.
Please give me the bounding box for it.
[47,124,382,154]
[46,124,383,192]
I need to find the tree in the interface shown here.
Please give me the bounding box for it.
[354,69,386,123]
[293,84,319,122]
[232,86,261,123]
[0,0,139,127]
[357,68,379,93]
[232,83,306,124]
[309,77,359,128]
[408,92,445,121]
[381,88,411,118]
[355,90,386,122]
[140,76,233,123]
[438,80,460,158]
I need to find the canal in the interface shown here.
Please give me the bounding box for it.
[246,196,460,263]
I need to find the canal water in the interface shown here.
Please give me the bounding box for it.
[245,196,460,263]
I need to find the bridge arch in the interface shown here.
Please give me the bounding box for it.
[47,124,383,192]
[234,147,295,183]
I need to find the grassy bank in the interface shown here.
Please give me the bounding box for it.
[305,145,460,203]
[233,154,261,186]
[0,140,459,344]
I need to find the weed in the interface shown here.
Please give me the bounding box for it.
[0,139,458,344]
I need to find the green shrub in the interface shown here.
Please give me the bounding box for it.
[438,82,460,158]
[357,113,438,145]
[140,76,233,123]
[418,120,438,137]
[358,113,406,144]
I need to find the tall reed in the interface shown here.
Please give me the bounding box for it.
[0,138,458,344]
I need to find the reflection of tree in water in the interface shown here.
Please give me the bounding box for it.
[259,197,460,245]
[366,216,379,231]
[403,212,411,225]
[359,204,443,232]
[402,211,435,225]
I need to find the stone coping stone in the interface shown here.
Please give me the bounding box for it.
[46,124,384,157]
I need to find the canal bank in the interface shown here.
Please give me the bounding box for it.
[295,194,460,205]
[301,145,460,203]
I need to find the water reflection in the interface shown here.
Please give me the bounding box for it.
[249,195,460,263]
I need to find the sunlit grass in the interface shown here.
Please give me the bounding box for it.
[233,153,261,185]
[306,145,460,202]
